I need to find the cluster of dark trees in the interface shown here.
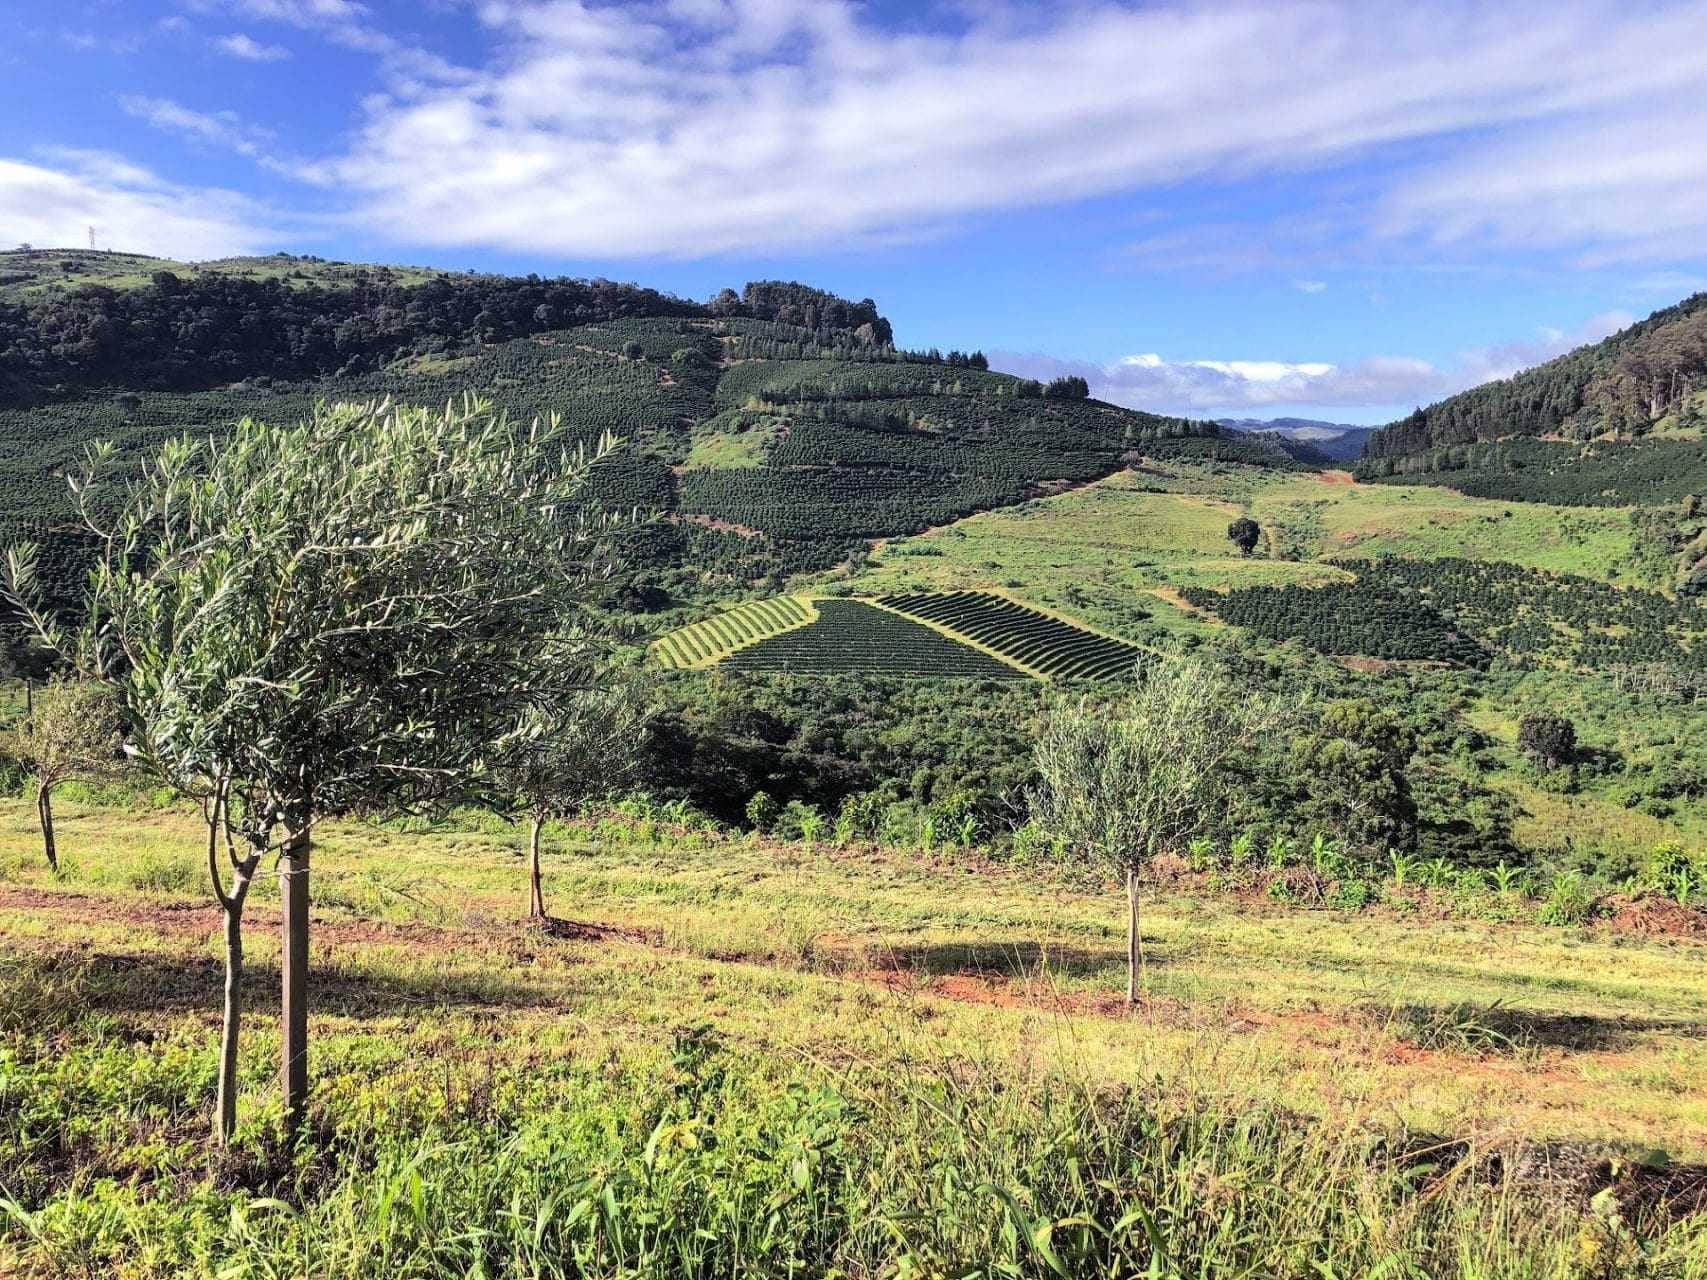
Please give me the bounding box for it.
[1348,557,1707,671]
[1181,579,1491,667]
[1191,556,1707,674]
[1366,292,1707,458]
[1032,375,1090,399]
[710,282,892,346]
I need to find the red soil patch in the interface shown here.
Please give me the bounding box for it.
[1318,469,1355,484]
[1606,895,1707,938]
[0,886,657,952]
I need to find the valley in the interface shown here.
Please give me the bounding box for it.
[2,250,1707,1275]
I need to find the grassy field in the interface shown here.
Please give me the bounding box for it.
[1247,472,1661,585]
[841,471,1347,642]
[835,465,1669,644]
[3,795,1706,1275]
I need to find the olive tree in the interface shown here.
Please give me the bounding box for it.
[1030,645,1299,1002]
[5,396,619,1141]
[497,681,649,919]
[5,675,124,871]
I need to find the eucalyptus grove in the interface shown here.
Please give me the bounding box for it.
[5,396,621,1141]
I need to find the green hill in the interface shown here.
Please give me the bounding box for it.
[1350,291,1707,589]
[0,249,1292,608]
[1365,291,1707,457]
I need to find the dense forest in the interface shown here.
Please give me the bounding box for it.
[1365,292,1707,456]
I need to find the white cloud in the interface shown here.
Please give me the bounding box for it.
[1383,104,1707,265]
[1293,280,1327,294]
[990,312,1635,418]
[0,151,280,259]
[118,95,306,179]
[226,0,1707,261]
[214,32,290,60]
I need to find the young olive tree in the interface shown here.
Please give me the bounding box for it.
[5,675,124,871]
[4,397,619,1141]
[497,681,649,919]
[1030,645,1299,1003]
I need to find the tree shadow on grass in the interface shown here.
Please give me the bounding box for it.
[29,948,580,1021]
[1377,1000,1707,1054]
[874,938,1136,982]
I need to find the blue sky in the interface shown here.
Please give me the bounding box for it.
[4,1,1707,424]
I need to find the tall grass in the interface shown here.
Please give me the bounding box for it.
[2,996,1701,1278]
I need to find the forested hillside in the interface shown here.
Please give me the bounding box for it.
[1364,291,1707,457]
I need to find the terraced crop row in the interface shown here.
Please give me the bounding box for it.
[877,591,1145,681]
[652,595,815,669]
[719,599,1028,679]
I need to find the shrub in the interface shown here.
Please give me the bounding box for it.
[1645,840,1705,904]
[745,790,779,834]
[1538,872,1598,926]
[1329,878,1378,911]
[774,799,823,843]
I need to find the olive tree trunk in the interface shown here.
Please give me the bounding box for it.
[214,860,259,1144]
[36,783,56,873]
[280,822,311,1136]
[528,814,546,918]
[1125,867,1142,1005]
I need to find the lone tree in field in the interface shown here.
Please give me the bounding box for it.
[1030,645,1298,1003]
[1517,712,1576,770]
[1290,698,1417,853]
[4,675,123,872]
[1227,517,1261,557]
[497,681,649,919]
[4,397,620,1142]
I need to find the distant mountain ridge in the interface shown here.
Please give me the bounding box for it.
[1216,417,1376,462]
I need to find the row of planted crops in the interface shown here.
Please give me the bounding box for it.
[877,591,1147,680]
[718,599,1028,678]
[651,594,814,668]
[654,591,1147,682]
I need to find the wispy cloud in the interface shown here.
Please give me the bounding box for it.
[1293,280,1327,294]
[191,0,468,82]
[117,95,301,178]
[989,312,1633,419]
[0,150,279,258]
[205,0,1707,262]
[213,32,290,61]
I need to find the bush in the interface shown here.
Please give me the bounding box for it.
[773,800,824,843]
[745,790,779,834]
[1645,840,1705,904]
[1538,871,1598,926]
